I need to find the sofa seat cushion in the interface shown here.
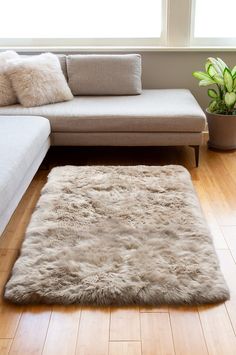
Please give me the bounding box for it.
[0,89,206,133]
[0,116,50,217]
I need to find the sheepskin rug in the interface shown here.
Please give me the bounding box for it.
[4,165,229,305]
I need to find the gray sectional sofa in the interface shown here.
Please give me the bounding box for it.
[0,116,50,234]
[0,53,206,235]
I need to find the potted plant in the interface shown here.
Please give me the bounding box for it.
[193,57,236,150]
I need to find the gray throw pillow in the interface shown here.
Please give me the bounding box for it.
[67,54,142,96]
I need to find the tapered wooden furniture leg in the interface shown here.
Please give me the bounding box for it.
[190,145,200,167]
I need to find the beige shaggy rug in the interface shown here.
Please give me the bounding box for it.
[4,165,229,305]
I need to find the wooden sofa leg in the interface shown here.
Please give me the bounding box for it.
[190,145,200,167]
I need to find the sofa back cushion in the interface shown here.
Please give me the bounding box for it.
[67,54,142,95]
[56,54,68,81]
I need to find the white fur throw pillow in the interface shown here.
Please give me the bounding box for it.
[0,50,19,106]
[6,53,73,107]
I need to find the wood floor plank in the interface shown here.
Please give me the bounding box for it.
[169,306,208,355]
[0,230,24,251]
[198,304,236,355]
[75,307,110,355]
[217,249,236,335]
[203,153,236,210]
[43,305,81,355]
[109,341,141,355]
[0,272,22,338]
[207,152,236,210]
[0,307,22,339]
[9,305,52,355]
[221,226,236,262]
[195,159,236,225]
[194,181,228,249]
[0,172,47,250]
[0,271,12,300]
[139,306,169,313]
[221,152,236,186]
[193,180,219,229]
[110,307,140,341]
[0,211,29,250]
[140,312,175,355]
[0,249,18,272]
[209,227,228,250]
[0,339,13,355]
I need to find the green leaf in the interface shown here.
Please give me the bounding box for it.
[205,60,212,72]
[208,100,217,112]
[208,89,218,99]
[224,68,234,92]
[232,65,236,77]
[208,64,218,77]
[199,79,215,87]
[213,74,224,85]
[192,71,212,81]
[217,58,228,71]
[208,57,223,75]
[233,77,236,89]
[225,92,236,107]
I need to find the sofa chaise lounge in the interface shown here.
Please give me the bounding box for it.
[0,88,205,161]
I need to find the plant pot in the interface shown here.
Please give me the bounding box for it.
[206,109,236,150]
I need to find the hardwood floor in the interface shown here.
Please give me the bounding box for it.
[1,143,236,355]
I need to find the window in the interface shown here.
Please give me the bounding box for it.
[192,0,236,45]
[0,0,165,46]
[1,0,235,48]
